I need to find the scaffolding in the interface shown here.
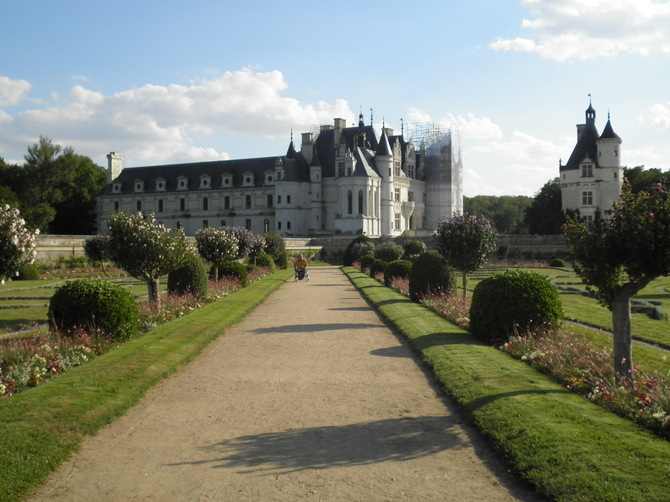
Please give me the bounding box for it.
[405,122,452,152]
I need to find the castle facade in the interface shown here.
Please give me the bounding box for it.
[97,114,463,237]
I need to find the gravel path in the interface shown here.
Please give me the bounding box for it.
[29,266,541,501]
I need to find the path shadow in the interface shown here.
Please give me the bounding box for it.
[369,346,411,358]
[253,323,380,334]
[329,306,371,312]
[167,416,463,474]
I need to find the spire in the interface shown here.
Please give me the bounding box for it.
[586,94,595,124]
[376,126,392,156]
[285,129,296,158]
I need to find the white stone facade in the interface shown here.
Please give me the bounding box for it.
[97,115,463,237]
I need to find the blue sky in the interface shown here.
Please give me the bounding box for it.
[2,0,669,196]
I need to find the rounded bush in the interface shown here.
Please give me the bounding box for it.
[84,236,108,263]
[384,260,412,287]
[167,252,208,299]
[255,253,276,272]
[216,261,249,287]
[48,279,138,342]
[369,258,387,277]
[359,253,376,272]
[373,242,404,263]
[17,263,40,280]
[402,239,426,259]
[549,258,567,267]
[408,251,455,302]
[469,270,563,346]
[343,235,376,266]
[263,232,286,265]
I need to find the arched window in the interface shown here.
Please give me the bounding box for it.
[347,190,353,215]
[358,190,363,215]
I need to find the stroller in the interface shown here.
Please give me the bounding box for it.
[294,267,310,282]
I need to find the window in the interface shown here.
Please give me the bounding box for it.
[177,176,188,190]
[113,183,122,194]
[221,220,226,227]
[277,195,282,204]
[137,200,142,211]
[264,219,270,233]
[245,195,251,209]
[394,213,401,230]
[245,219,252,230]
[158,199,164,212]
[582,164,593,178]
[287,195,291,204]
[134,180,144,192]
[394,188,400,202]
[358,190,363,214]
[267,194,273,208]
[277,221,282,230]
[176,221,182,229]
[582,191,593,206]
[114,201,119,211]
[224,196,230,210]
[394,162,400,176]
[338,162,344,177]
[200,175,211,189]
[202,197,208,211]
[408,191,414,202]
[180,198,186,211]
[222,174,232,187]
[203,220,208,228]
[347,190,353,215]
[287,221,291,230]
[156,178,166,191]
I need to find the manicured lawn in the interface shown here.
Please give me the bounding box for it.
[344,267,670,502]
[0,268,293,501]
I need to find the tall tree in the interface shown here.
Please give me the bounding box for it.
[623,166,670,194]
[524,178,564,234]
[563,180,670,381]
[465,195,531,234]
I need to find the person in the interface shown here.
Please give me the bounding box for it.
[294,253,308,280]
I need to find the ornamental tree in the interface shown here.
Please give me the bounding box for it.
[106,211,189,305]
[194,227,239,281]
[223,226,254,258]
[434,213,497,298]
[563,180,670,380]
[0,204,39,281]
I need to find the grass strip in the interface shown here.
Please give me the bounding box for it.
[344,267,670,502]
[0,269,292,502]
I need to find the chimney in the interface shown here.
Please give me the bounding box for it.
[107,152,123,182]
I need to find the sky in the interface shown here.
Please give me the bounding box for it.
[1,0,669,197]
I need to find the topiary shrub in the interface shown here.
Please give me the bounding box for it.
[402,239,426,259]
[255,253,276,272]
[263,232,286,267]
[167,252,209,299]
[549,258,567,267]
[359,253,376,272]
[384,260,412,287]
[469,269,563,346]
[17,263,40,280]
[408,251,455,302]
[216,261,248,287]
[369,258,387,278]
[373,242,404,263]
[48,279,138,342]
[343,235,376,266]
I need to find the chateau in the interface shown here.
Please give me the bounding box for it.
[560,102,623,223]
[97,113,463,237]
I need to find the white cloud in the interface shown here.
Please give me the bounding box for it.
[0,76,32,108]
[649,102,670,131]
[0,68,354,166]
[490,0,670,60]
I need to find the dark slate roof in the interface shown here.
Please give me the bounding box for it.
[599,118,621,140]
[99,157,278,195]
[562,106,600,171]
[313,124,380,177]
[281,154,310,182]
[376,128,392,156]
[353,147,381,178]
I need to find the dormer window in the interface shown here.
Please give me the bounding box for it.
[221,173,233,188]
[134,179,145,193]
[581,163,594,178]
[155,177,166,192]
[177,176,188,190]
[112,182,122,194]
[200,174,211,189]
[242,171,254,187]
[264,170,274,185]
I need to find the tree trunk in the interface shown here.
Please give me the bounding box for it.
[462,271,468,299]
[147,278,160,307]
[611,294,633,381]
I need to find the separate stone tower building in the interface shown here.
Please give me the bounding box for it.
[560,102,623,224]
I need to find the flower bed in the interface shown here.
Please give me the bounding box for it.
[1,269,271,398]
